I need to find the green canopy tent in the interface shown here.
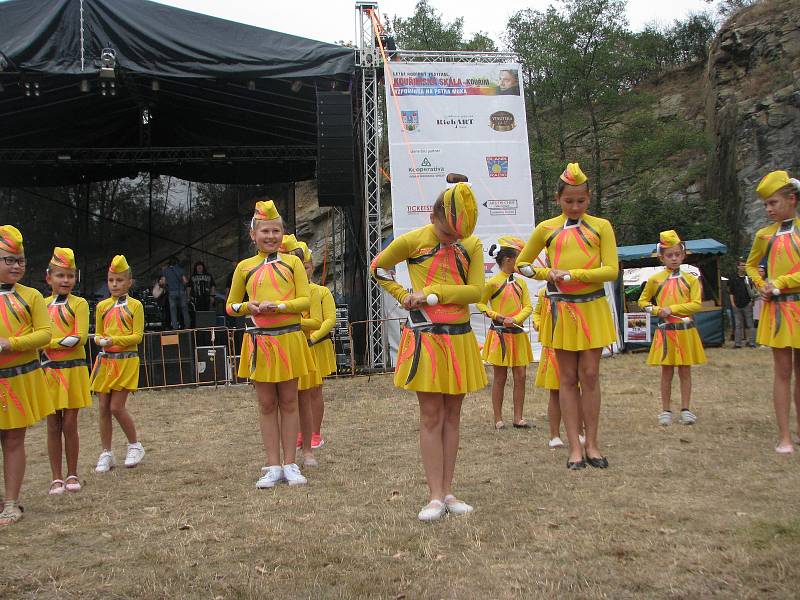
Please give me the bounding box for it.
[616,239,728,350]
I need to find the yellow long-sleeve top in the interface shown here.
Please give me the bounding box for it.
[476,271,532,325]
[371,224,484,324]
[226,251,310,328]
[746,217,800,293]
[516,213,618,294]
[94,295,144,353]
[637,268,702,317]
[531,287,546,330]
[300,284,323,337]
[307,283,336,344]
[0,283,51,369]
[44,293,89,362]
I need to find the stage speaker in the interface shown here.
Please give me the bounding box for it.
[195,346,229,384]
[140,358,195,388]
[317,91,355,206]
[195,311,216,329]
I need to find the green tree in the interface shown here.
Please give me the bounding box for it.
[389,0,497,52]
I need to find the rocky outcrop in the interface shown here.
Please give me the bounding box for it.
[705,0,800,248]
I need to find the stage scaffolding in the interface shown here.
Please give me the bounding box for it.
[355,1,517,370]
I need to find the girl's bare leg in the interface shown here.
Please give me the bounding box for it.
[511,366,526,424]
[772,348,793,450]
[255,382,281,465]
[660,366,674,412]
[555,350,582,463]
[417,392,446,500]
[442,394,465,498]
[491,366,507,424]
[577,348,603,460]
[276,378,300,464]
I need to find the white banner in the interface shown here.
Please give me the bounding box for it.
[383,61,542,356]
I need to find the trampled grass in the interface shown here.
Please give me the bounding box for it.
[2,348,800,599]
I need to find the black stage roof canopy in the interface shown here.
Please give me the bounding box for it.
[0,0,356,185]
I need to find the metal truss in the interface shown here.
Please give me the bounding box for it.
[356,1,385,370]
[355,4,519,370]
[395,51,518,63]
[0,145,316,165]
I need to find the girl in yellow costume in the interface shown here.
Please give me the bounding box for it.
[745,171,800,453]
[371,174,486,522]
[286,237,337,467]
[91,255,145,472]
[43,247,91,495]
[638,231,706,427]
[227,201,315,488]
[477,236,533,430]
[516,163,618,470]
[0,225,53,526]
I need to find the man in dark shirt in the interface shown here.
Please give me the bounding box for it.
[164,256,190,329]
[728,258,756,348]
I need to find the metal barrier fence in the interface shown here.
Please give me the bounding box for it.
[83,315,541,391]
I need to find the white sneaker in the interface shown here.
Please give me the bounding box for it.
[444,494,474,516]
[95,450,116,473]
[256,465,284,488]
[283,463,307,486]
[548,437,564,449]
[418,499,446,522]
[679,409,697,425]
[658,411,673,426]
[124,442,145,467]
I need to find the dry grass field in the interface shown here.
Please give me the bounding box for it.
[2,348,800,599]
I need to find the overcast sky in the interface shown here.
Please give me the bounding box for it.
[153,0,713,46]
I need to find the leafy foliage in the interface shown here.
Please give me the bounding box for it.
[388,0,497,52]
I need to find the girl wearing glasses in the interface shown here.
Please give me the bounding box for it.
[0,225,54,526]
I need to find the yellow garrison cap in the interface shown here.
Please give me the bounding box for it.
[658,230,682,250]
[497,236,525,252]
[50,247,76,270]
[298,240,312,263]
[443,182,478,239]
[253,199,281,222]
[0,225,23,254]
[559,162,588,186]
[280,234,299,252]
[109,254,130,273]
[756,170,791,200]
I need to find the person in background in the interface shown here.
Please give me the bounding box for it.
[163,256,190,330]
[728,257,757,348]
[152,274,171,330]
[189,261,216,325]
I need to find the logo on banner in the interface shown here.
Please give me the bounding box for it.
[483,199,518,216]
[486,156,509,178]
[436,114,475,129]
[401,110,419,132]
[409,157,445,178]
[407,204,434,213]
[489,111,516,132]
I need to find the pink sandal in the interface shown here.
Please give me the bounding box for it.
[48,480,65,496]
[64,475,82,492]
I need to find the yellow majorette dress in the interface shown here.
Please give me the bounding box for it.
[0,282,54,429]
[43,293,92,409]
[226,251,315,382]
[299,283,337,390]
[89,295,144,393]
[477,271,533,366]
[746,216,800,348]
[516,213,619,351]
[532,288,560,389]
[371,224,488,394]
[638,268,707,366]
